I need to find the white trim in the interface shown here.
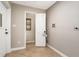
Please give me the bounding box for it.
[11,47,26,51]
[6,47,26,54]
[24,11,27,48]
[6,50,11,54]
[1,1,11,9]
[27,40,35,43]
[47,44,68,57]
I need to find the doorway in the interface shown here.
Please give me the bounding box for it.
[25,11,46,48]
[26,12,35,48]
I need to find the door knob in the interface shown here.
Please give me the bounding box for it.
[43,31,47,37]
[5,29,8,34]
[5,32,8,34]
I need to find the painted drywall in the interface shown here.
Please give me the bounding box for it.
[11,3,45,48]
[46,1,79,56]
[26,13,35,43]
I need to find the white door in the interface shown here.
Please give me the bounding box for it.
[0,2,7,57]
[35,13,46,46]
[0,28,6,57]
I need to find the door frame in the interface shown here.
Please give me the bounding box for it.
[24,11,36,48]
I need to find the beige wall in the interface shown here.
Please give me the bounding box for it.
[11,3,45,48]
[26,13,35,42]
[46,1,79,56]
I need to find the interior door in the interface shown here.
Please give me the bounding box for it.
[0,2,6,57]
[35,13,46,46]
[0,27,5,57]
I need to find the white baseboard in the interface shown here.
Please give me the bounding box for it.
[6,50,11,53]
[5,47,26,56]
[26,41,35,43]
[11,47,26,51]
[47,44,68,57]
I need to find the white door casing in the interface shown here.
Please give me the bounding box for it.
[35,13,46,46]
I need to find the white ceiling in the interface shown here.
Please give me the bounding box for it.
[11,1,56,10]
